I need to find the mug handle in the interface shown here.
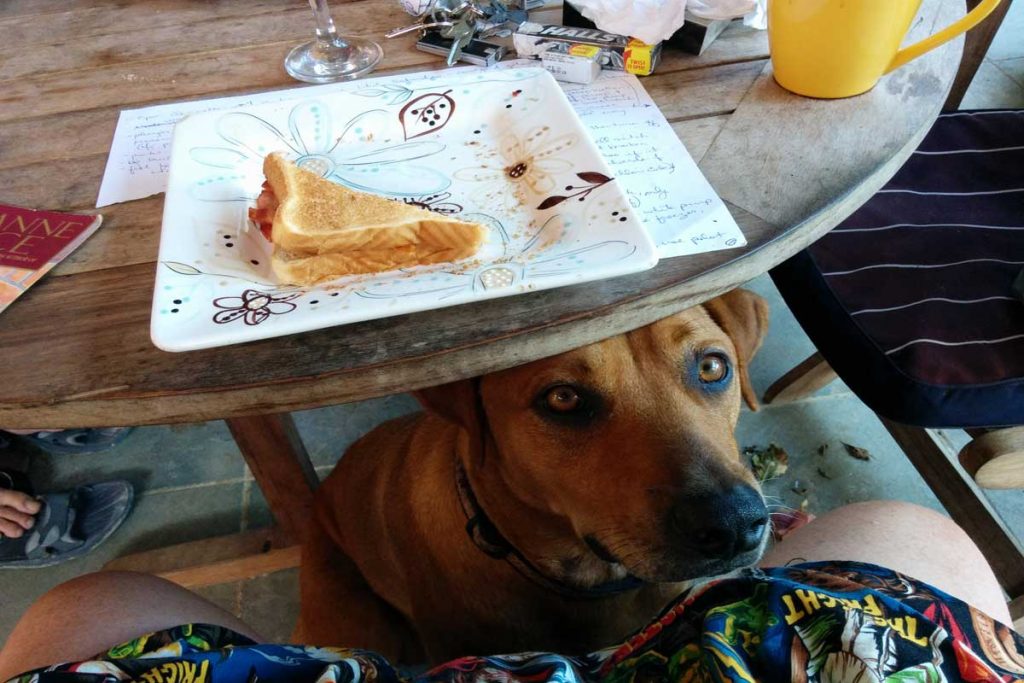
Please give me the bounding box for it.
[885,0,1002,73]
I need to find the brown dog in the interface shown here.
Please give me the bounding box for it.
[296,289,769,664]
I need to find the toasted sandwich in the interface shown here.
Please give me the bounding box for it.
[249,152,486,285]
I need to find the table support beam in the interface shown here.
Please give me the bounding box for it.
[227,413,319,543]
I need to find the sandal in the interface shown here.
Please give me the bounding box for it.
[17,427,134,456]
[0,477,133,569]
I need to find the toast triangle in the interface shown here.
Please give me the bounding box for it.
[259,152,486,284]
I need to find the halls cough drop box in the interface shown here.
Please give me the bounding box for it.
[513,22,662,76]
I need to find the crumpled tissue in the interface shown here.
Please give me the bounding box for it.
[568,0,767,44]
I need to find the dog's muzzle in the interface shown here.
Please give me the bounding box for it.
[670,485,769,561]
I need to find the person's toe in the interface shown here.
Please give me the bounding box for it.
[0,489,41,515]
[16,496,41,515]
[0,506,36,530]
[0,517,27,538]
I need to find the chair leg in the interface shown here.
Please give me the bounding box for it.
[763,352,838,405]
[879,418,1024,604]
[959,427,1024,490]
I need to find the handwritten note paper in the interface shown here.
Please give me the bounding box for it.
[562,71,744,257]
[96,62,743,258]
[97,82,359,208]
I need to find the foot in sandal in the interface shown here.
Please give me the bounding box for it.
[0,470,133,569]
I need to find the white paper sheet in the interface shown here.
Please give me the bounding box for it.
[96,61,744,258]
[561,70,744,257]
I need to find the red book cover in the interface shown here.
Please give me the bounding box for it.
[0,203,103,314]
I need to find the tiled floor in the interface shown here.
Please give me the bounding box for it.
[962,0,1024,108]
[2,3,1023,648]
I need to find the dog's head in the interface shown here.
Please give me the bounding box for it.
[416,289,770,585]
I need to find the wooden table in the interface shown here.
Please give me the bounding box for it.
[0,0,965,583]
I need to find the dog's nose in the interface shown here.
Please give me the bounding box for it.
[671,486,769,560]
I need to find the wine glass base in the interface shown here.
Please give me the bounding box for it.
[284,36,383,84]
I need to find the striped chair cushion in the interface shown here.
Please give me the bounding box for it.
[771,109,1024,428]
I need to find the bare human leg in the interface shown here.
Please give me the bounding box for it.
[0,571,265,682]
[763,500,1011,625]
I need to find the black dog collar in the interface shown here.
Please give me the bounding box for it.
[453,457,645,600]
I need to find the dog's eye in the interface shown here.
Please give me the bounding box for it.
[698,353,729,383]
[545,385,582,413]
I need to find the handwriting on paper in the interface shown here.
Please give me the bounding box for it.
[564,71,744,257]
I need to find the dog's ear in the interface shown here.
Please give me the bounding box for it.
[703,289,769,411]
[415,379,488,463]
[414,378,483,431]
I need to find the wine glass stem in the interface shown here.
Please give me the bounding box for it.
[308,0,346,46]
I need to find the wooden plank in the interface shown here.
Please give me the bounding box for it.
[0,0,363,20]
[0,109,118,172]
[762,352,838,405]
[103,527,300,588]
[104,527,289,574]
[0,155,105,212]
[52,198,166,276]
[647,60,766,122]
[226,414,318,542]
[672,115,730,165]
[655,23,768,71]
[0,8,314,82]
[0,0,135,18]
[0,29,435,124]
[881,419,1024,601]
[0,1,310,51]
[160,546,301,589]
[0,6,766,82]
[700,0,963,228]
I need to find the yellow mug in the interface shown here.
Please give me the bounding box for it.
[768,0,1002,99]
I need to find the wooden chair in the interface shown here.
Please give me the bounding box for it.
[763,0,1024,621]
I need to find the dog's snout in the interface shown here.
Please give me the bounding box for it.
[671,486,768,560]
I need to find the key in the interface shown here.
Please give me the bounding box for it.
[385,20,454,39]
[445,19,474,65]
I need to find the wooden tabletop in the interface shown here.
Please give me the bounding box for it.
[0,0,963,428]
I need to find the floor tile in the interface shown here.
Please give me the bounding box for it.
[238,569,300,643]
[195,581,243,619]
[961,59,1024,109]
[987,0,1024,62]
[292,395,420,469]
[22,421,246,496]
[993,56,1024,88]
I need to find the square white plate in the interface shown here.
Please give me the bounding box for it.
[152,67,658,351]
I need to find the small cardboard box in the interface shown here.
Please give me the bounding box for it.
[513,22,662,76]
[541,44,602,83]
